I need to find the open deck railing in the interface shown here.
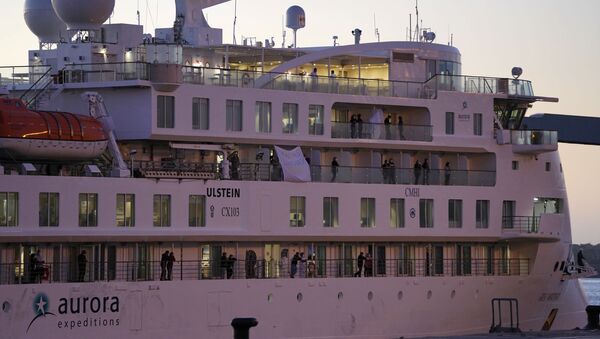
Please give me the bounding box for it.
[0,258,529,285]
[424,74,534,97]
[331,121,433,141]
[0,65,52,88]
[501,216,540,233]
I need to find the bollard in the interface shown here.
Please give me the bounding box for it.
[231,317,258,339]
[585,305,600,330]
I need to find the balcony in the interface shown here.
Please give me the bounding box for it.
[502,216,539,234]
[0,258,529,285]
[509,130,558,154]
[425,74,534,97]
[331,121,433,142]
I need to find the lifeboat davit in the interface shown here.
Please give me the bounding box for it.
[0,98,108,161]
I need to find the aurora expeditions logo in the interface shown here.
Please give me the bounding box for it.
[26,292,120,333]
[27,293,56,332]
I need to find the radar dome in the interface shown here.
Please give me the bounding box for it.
[24,0,67,43]
[286,6,306,30]
[51,0,115,31]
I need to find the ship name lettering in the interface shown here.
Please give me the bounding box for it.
[405,188,420,197]
[221,207,240,217]
[206,188,241,198]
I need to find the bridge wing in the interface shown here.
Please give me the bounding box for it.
[523,114,600,145]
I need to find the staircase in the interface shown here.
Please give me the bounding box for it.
[19,67,64,110]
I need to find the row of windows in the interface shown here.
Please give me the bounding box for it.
[445,112,483,136]
[290,197,493,229]
[1,192,526,230]
[158,95,325,135]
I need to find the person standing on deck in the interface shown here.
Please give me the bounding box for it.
[167,251,176,280]
[78,250,87,282]
[331,157,339,182]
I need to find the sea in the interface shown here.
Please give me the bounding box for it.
[580,278,600,305]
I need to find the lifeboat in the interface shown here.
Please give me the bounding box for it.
[0,98,108,161]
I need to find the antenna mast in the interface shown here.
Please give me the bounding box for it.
[374,13,380,42]
[415,0,419,41]
[281,15,286,48]
[232,0,238,44]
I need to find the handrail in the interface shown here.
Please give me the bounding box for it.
[19,67,54,107]
[0,258,530,285]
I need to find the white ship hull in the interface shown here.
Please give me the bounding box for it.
[0,276,588,339]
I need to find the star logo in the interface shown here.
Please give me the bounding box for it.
[27,293,55,333]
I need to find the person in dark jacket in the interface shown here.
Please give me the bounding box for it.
[354,252,366,277]
[160,250,169,280]
[78,250,87,282]
[167,251,176,280]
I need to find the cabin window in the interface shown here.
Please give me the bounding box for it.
[282,103,298,134]
[0,192,18,227]
[226,99,243,131]
[78,193,98,227]
[192,97,209,130]
[476,200,489,228]
[545,162,551,172]
[390,198,405,228]
[448,199,462,228]
[189,195,206,227]
[392,52,414,63]
[473,113,483,135]
[116,194,135,227]
[445,112,454,135]
[157,95,175,128]
[512,160,519,170]
[290,196,305,227]
[153,194,171,227]
[255,101,272,133]
[360,198,376,228]
[308,105,324,135]
[323,197,338,227]
[419,199,434,228]
[502,200,516,229]
[39,192,59,227]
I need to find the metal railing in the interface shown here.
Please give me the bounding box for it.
[61,62,149,83]
[501,216,540,233]
[510,130,558,146]
[331,121,433,141]
[0,258,529,285]
[133,161,496,187]
[0,65,52,88]
[425,74,534,97]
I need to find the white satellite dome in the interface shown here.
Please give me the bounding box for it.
[24,0,68,43]
[51,0,115,31]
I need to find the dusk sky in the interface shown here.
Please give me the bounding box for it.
[1,0,598,243]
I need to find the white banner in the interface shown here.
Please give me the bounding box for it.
[274,146,311,182]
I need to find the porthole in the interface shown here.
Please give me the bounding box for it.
[367,291,373,301]
[337,292,344,300]
[296,293,303,302]
[427,290,432,299]
[2,301,10,313]
[397,291,403,301]
[267,294,273,303]
[451,290,456,299]
[553,261,559,272]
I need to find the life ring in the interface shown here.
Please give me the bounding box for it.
[242,73,251,86]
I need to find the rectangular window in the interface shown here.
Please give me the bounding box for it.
[545,162,551,172]
[0,192,18,227]
[39,192,59,227]
[323,197,338,227]
[282,103,298,134]
[255,101,271,133]
[226,99,243,131]
[290,196,305,227]
[192,97,209,130]
[189,195,206,227]
[79,193,98,227]
[308,104,324,135]
[512,160,519,170]
[153,194,171,227]
[390,198,405,228]
[445,112,454,135]
[360,197,376,228]
[473,113,482,136]
[448,199,462,228]
[476,200,489,228]
[116,194,135,227]
[419,199,434,228]
[502,200,516,228]
[157,95,175,128]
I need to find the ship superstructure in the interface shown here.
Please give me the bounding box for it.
[0,1,593,338]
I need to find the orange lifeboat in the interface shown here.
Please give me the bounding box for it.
[0,98,108,161]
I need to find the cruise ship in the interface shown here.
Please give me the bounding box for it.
[0,0,595,338]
